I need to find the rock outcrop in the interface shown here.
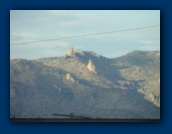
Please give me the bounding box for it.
[87,59,97,74]
[66,73,75,83]
[74,49,84,56]
[67,45,74,56]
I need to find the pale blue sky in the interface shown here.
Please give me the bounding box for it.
[10,10,160,59]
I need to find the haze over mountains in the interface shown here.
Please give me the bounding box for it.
[10,46,160,119]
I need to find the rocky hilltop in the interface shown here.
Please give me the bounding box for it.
[10,46,160,119]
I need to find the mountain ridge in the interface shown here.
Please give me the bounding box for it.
[10,47,160,119]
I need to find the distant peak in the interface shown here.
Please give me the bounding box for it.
[74,49,84,56]
[65,45,102,59]
[87,51,100,57]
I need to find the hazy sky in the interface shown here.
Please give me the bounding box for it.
[10,10,160,59]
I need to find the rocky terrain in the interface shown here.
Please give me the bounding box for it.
[10,46,160,119]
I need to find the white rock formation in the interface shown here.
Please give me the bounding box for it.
[66,73,75,83]
[67,45,74,56]
[87,59,97,74]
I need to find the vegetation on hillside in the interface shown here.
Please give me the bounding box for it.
[10,47,160,119]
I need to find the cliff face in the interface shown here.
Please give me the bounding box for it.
[10,47,160,119]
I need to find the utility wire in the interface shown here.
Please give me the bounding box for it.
[11,25,160,45]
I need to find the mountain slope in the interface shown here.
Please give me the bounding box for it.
[10,47,160,119]
[112,51,160,107]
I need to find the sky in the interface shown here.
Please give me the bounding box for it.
[10,10,160,59]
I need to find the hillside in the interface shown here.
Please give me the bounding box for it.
[10,46,160,119]
[113,51,160,107]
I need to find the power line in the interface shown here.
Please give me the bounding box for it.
[11,25,160,45]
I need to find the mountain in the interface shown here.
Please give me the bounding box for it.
[10,46,160,119]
